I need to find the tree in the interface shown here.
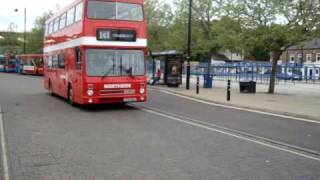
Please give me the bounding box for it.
[0,23,22,54]
[26,11,53,53]
[146,0,174,51]
[229,0,320,93]
[213,16,244,57]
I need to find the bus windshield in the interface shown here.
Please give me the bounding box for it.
[86,49,145,77]
[9,59,16,65]
[22,59,35,66]
[87,1,143,21]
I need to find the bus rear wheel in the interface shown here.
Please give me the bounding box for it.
[68,86,75,106]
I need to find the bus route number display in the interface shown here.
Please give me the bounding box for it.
[97,29,136,42]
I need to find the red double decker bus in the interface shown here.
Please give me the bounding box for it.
[44,0,147,105]
[16,54,44,75]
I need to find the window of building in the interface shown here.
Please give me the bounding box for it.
[306,54,312,62]
[297,54,303,62]
[317,53,320,62]
[75,2,83,22]
[53,18,59,32]
[289,54,295,62]
[60,13,67,29]
[67,7,75,26]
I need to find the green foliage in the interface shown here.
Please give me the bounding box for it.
[0,11,52,55]
[0,32,22,54]
[146,0,174,51]
[0,23,23,54]
[146,0,320,61]
[26,11,53,54]
[3,0,319,62]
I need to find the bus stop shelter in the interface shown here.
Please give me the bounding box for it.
[150,51,184,87]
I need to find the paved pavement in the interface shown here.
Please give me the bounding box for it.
[152,77,320,121]
[0,73,320,180]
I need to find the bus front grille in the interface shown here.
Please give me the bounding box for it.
[99,89,136,96]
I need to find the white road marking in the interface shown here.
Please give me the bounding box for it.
[140,107,320,162]
[0,106,10,180]
[156,89,320,124]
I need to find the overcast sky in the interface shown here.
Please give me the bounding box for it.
[0,0,173,32]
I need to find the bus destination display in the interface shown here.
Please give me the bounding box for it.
[97,29,136,42]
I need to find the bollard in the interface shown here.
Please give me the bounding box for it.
[196,76,200,94]
[227,80,231,101]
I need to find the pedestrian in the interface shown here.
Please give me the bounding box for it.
[152,69,161,85]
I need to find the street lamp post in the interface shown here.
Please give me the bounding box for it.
[186,0,193,90]
[14,8,27,54]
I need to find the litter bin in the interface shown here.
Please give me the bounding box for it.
[239,81,256,93]
[203,74,214,88]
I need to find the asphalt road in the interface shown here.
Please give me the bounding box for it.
[0,72,319,180]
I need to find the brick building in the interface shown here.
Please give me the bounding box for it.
[279,38,320,64]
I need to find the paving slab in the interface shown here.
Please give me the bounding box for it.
[151,79,320,121]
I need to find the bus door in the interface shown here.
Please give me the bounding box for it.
[72,47,83,100]
[56,54,68,98]
[50,55,63,96]
[50,55,60,93]
[46,55,56,91]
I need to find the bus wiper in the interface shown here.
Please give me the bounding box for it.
[101,65,115,80]
[119,65,133,77]
[125,67,133,77]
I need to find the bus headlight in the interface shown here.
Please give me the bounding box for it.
[140,88,145,94]
[87,90,94,96]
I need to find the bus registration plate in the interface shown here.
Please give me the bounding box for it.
[104,84,131,89]
[123,98,137,102]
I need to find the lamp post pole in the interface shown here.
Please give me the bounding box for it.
[186,0,193,90]
[14,8,27,54]
[23,8,26,54]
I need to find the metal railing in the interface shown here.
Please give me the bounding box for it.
[147,61,320,85]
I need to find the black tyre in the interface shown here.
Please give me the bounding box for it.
[68,86,75,106]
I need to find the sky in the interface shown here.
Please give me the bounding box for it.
[0,0,173,32]
[0,0,76,32]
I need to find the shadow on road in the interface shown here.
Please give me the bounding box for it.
[79,103,140,112]
[48,93,140,112]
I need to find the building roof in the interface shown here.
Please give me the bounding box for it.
[151,50,184,57]
[211,52,229,61]
[287,38,320,50]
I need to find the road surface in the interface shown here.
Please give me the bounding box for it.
[0,73,319,180]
